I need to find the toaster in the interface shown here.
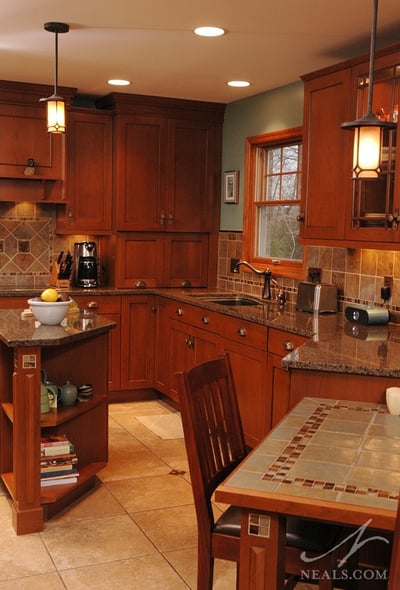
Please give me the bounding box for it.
[296,282,337,314]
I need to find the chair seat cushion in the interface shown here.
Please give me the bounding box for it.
[286,516,343,553]
[214,507,344,553]
[214,505,241,537]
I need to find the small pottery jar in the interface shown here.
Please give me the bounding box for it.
[60,381,78,406]
[40,383,50,413]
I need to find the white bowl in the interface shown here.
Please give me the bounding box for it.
[28,298,72,325]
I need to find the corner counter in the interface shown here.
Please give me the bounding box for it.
[0,310,116,534]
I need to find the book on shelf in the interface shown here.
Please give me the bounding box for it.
[40,434,74,457]
[41,466,79,479]
[41,456,78,476]
[40,473,79,487]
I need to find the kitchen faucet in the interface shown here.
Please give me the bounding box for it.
[233,260,286,304]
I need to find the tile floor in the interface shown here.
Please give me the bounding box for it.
[0,399,317,589]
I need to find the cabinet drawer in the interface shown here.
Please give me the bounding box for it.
[170,303,221,334]
[73,295,121,315]
[268,328,307,357]
[220,317,267,350]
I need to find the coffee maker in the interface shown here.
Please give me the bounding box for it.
[73,242,98,288]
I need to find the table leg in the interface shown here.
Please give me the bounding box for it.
[239,509,286,589]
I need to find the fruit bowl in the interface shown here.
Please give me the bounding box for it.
[27,298,72,325]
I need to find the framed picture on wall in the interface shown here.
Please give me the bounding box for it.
[223,170,239,203]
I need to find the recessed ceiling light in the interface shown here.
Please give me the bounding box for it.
[227,80,251,88]
[194,26,225,37]
[107,79,131,86]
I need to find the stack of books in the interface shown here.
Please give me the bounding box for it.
[40,434,79,487]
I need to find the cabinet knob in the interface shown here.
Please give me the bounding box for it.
[202,315,209,324]
[296,210,305,224]
[176,308,183,316]
[167,212,174,224]
[160,211,166,224]
[185,335,194,349]
[135,280,147,288]
[283,340,294,351]
[237,327,247,337]
[181,280,192,288]
[87,301,99,310]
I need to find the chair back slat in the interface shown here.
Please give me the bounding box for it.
[176,354,247,527]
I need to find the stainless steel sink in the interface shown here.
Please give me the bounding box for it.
[190,294,262,306]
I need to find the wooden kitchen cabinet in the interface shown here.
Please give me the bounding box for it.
[56,108,113,234]
[0,81,71,203]
[115,232,209,288]
[301,44,400,249]
[219,316,269,447]
[300,68,353,244]
[166,302,221,402]
[120,295,156,392]
[75,294,156,398]
[267,328,307,427]
[72,295,121,394]
[98,93,224,233]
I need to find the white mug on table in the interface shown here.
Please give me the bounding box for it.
[386,387,400,415]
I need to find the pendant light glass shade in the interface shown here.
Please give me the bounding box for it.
[45,97,66,133]
[40,22,69,134]
[341,0,396,179]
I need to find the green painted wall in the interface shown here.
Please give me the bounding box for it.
[220,81,304,231]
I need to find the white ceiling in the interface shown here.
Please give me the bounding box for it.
[2,0,400,104]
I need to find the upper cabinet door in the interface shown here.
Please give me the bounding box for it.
[114,114,168,231]
[56,109,113,233]
[300,68,354,244]
[165,119,220,232]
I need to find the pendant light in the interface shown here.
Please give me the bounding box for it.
[341,0,397,179]
[40,22,69,133]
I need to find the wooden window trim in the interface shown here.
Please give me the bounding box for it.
[242,126,304,280]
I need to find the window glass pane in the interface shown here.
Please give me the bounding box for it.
[256,204,303,261]
[265,175,280,200]
[267,148,281,174]
[282,145,300,172]
[281,174,297,200]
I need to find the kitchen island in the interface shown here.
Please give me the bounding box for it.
[0,309,116,534]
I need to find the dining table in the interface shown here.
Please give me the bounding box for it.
[215,396,400,589]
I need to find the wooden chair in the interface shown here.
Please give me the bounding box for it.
[176,353,350,590]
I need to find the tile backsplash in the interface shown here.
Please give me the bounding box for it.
[1,201,400,321]
[0,203,96,290]
[217,231,400,319]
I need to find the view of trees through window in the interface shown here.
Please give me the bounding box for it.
[243,127,304,279]
[256,143,303,261]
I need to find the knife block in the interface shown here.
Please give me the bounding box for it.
[50,263,71,289]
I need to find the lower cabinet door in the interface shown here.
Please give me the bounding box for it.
[120,295,155,390]
[219,338,270,448]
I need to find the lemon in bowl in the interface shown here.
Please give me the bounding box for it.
[28,295,72,325]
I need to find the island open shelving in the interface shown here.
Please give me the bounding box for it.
[0,309,115,534]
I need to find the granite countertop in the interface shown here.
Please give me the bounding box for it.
[0,309,116,347]
[1,287,399,378]
[282,319,400,378]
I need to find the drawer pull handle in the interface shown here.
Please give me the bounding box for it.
[283,340,294,351]
[202,315,209,324]
[176,308,183,316]
[237,327,247,337]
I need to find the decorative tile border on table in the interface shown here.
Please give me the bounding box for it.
[262,400,399,501]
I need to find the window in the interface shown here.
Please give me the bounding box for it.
[242,127,304,279]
